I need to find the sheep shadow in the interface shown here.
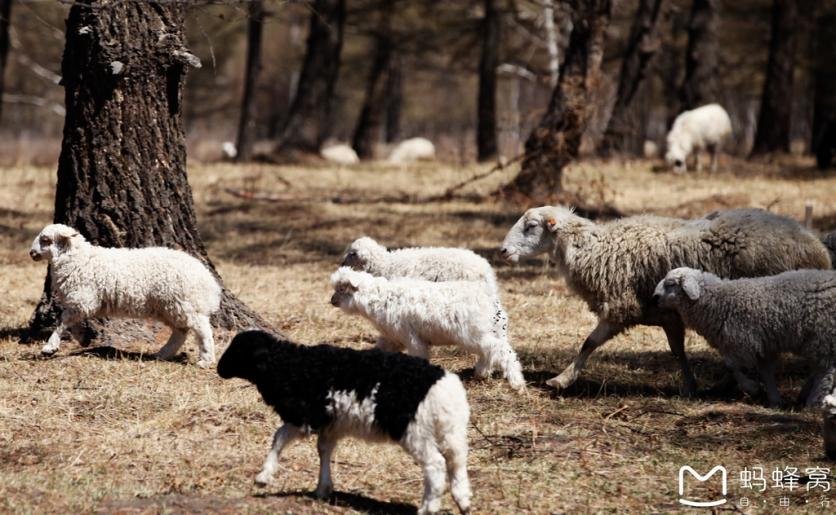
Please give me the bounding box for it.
[255,490,416,514]
[69,346,189,364]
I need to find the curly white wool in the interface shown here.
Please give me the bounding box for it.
[665,103,732,173]
[30,224,221,367]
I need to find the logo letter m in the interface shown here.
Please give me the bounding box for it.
[678,465,728,507]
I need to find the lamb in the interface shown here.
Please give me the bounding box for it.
[499,207,831,395]
[217,330,472,514]
[341,236,498,293]
[665,103,732,173]
[653,267,836,408]
[330,267,525,390]
[387,137,436,164]
[29,224,221,367]
[320,143,360,165]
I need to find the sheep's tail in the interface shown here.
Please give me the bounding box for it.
[822,232,836,269]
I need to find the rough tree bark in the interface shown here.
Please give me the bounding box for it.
[384,52,402,143]
[27,0,270,342]
[276,0,345,154]
[499,0,613,199]
[0,0,12,121]
[751,0,798,156]
[235,0,264,162]
[352,0,395,159]
[600,0,666,155]
[477,0,500,161]
[679,0,718,110]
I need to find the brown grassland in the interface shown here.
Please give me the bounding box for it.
[1,158,836,513]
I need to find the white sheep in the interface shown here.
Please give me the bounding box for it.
[341,236,498,293]
[218,330,472,514]
[320,143,360,165]
[665,103,732,173]
[824,388,836,459]
[387,137,436,164]
[29,224,221,367]
[330,267,525,390]
[654,267,836,408]
[500,206,832,395]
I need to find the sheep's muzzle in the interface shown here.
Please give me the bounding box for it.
[29,250,42,261]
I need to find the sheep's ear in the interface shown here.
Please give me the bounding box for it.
[56,231,77,247]
[681,275,701,300]
[545,218,558,232]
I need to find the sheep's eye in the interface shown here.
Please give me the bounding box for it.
[40,236,52,245]
[524,221,538,233]
[347,250,356,258]
[664,279,676,288]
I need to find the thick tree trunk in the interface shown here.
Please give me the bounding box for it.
[751,0,797,156]
[499,0,613,199]
[679,0,718,110]
[812,5,836,166]
[276,0,345,154]
[0,0,12,121]
[600,0,666,155]
[352,0,395,160]
[384,52,402,144]
[235,0,265,162]
[477,0,500,161]
[27,0,270,343]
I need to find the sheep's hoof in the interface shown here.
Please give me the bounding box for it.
[546,374,573,391]
[254,473,272,487]
[196,358,215,369]
[312,485,333,500]
[40,346,58,357]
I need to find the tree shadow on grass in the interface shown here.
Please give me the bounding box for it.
[255,490,416,514]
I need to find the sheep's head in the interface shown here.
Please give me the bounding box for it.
[653,267,709,309]
[665,137,689,172]
[500,206,576,263]
[341,236,386,271]
[30,224,84,262]
[217,330,275,382]
[330,267,371,310]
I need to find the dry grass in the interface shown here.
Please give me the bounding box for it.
[2,157,835,513]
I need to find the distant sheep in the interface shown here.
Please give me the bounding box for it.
[824,385,836,459]
[331,267,525,390]
[665,103,732,173]
[30,224,221,367]
[654,268,836,408]
[217,330,472,514]
[387,137,436,164]
[342,236,498,293]
[321,143,359,165]
[500,207,831,395]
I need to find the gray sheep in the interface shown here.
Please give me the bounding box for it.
[500,207,831,396]
[654,267,836,408]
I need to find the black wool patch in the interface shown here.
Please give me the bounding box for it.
[218,330,447,441]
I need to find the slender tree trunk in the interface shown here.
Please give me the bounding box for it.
[235,0,264,162]
[276,0,345,154]
[477,0,500,161]
[600,0,666,155]
[813,5,836,168]
[27,0,270,342]
[352,0,395,160]
[384,52,402,143]
[679,0,718,110]
[751,0,798,156]
[499,0,613,199]
[0,0,12,121]
[543,0,560,87]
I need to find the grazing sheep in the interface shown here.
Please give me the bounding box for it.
[320,143,360,165]
[387,137,436,164]
[824,388,836,459]
[29,224,221,367]
[342,237,498,293]
[499,207,831,395]
[665,103,732,173]
[217,330,472,515]
[330,267,525,390]
[653,267,836,408]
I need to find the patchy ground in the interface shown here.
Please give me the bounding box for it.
[1,157,835,513]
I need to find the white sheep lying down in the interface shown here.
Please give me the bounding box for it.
[29,224,221,367]
[331,267,525,390]
[665,103,732,173]
[654,267,836,408]
[387,137,436,164]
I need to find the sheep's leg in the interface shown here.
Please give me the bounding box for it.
[42,309,83,356]
[155,328,188,361]
[708,144,719,173]
[416,447,449,515]
[799,366,834,408]
[255,424,304,486]
[478,336,525,391]
[375,337,403,353]
[694,151,702,173]
[191,315,215,369]
[732,367,762,397]
[441,424,471,513]
[313,434,337,499]
[663,318,698,397]
[404,332,430,360]
[756,356,783,408]
[547,321,620,390]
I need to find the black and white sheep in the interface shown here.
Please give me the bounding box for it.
[217,330,472,514]
[499,207,832,395]
[29,224,221,367]
[654,267,836,408]
[331,267,525,390]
